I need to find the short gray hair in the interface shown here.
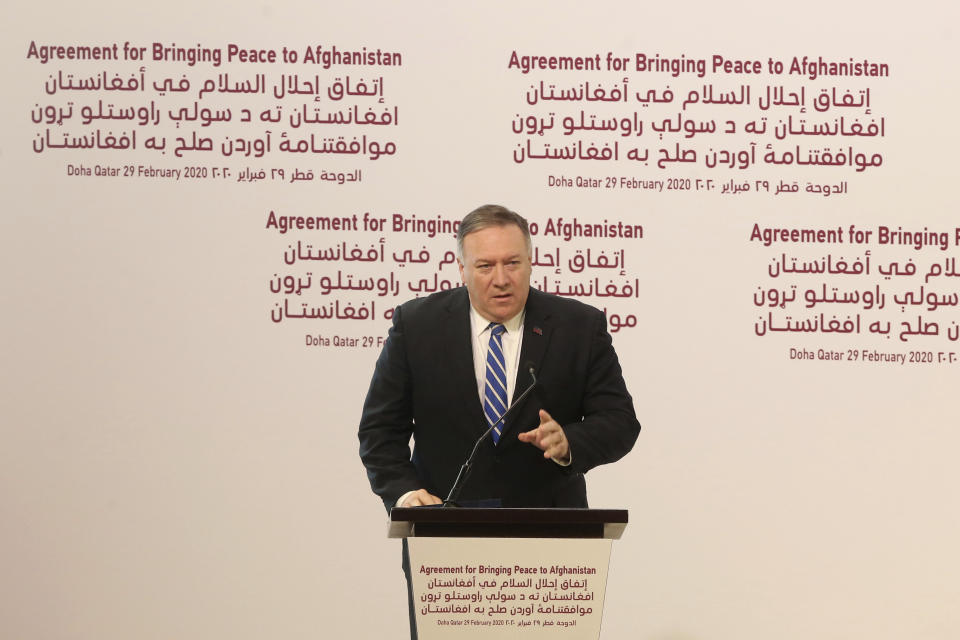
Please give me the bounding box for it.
[456,204,532,260]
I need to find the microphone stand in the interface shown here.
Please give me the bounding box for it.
[443,367,537,508]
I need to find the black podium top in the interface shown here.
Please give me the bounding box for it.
[388,507,627,539]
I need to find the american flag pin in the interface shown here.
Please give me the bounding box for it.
[533,326,543,335]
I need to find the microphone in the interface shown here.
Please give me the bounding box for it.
[443,363,538,507]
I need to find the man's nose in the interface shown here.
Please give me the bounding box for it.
[492,264,509,285]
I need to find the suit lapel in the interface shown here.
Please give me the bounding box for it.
[443,290,488,436]
[501,288,553,441]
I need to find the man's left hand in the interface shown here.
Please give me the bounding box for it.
[518,409,570,463]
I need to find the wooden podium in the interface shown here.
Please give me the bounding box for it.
[390,508,627,639]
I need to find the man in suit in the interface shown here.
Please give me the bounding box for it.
[358,204,640,637]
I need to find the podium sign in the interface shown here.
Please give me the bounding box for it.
[391,508,627,640]
[410,537,611,638]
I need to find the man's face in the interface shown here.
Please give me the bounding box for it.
[458,224,532,324]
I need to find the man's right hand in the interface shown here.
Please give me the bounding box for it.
[400,489,442,507]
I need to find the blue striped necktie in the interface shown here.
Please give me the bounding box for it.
[484,323,509,444]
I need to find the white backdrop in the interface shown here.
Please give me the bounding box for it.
[3,2,959,639]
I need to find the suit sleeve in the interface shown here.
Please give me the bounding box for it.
[357,306,422,511]
[561,309,641,475]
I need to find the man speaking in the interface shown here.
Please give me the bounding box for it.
[358,204,640,635]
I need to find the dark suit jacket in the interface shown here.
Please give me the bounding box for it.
[358,287,640,512]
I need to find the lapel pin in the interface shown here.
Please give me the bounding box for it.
[532,326,543,336]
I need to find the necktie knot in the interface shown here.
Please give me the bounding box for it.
[489,322,506,338]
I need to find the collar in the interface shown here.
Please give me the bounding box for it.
[469,305,525,338]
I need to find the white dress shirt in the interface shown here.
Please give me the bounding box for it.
[468,305,525,407]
